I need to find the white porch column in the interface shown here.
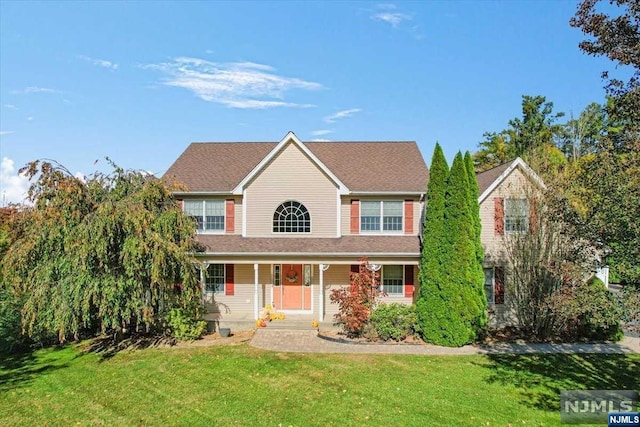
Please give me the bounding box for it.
[319,264,330,322]
[319,264,324,321]
[254,263,259,320]
[200,264,206,303]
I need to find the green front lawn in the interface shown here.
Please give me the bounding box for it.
[1,341,638,426]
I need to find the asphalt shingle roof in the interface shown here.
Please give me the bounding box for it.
[195,235,421,255]
[164,140,429,193]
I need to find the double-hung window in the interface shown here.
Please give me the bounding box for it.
[505,198,529,233]
[205,264,225,293]
[382,265,403,295]
[484,268,495,304]
[184,200,225,232]
[360,201,403,232]
[484,267,504,304]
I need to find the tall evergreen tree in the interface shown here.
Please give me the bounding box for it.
[416,143,449,342]
[464,151,488,330]
[439,153,484,345]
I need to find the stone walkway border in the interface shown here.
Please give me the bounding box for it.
[250,329,640,355]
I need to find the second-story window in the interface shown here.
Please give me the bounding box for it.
[184,200,225,232]
[361,201,403,232]
[505,198,529,233]
[273,201,311,233]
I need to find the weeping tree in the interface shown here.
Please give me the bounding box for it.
[1,160,202,344]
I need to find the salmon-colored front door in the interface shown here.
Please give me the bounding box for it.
[282,264,303,309]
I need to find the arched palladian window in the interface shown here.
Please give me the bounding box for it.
[273,201,311,233]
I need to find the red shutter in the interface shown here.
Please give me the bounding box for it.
[225,199,235,234]
[529,199,537,235]
[350,200,360,234]
[494,197,504,235]
[225,264,235,296]
[494,267,504,304]
[404,265,414,298]
[404,200,414,234]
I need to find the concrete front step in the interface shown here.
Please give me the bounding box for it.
[208,319,341,333]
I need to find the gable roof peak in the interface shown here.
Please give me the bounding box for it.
[231,131,349,195]
[477,157,545,203]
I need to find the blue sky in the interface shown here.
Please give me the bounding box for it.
[0,1,613,203]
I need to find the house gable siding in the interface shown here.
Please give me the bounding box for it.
[479,166,533,264]
[244,141,339,237]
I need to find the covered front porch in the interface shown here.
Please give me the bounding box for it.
[197,258,418,329]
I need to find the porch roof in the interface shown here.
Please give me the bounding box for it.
[194,235,421,256]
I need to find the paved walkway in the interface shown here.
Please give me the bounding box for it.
[250,329,640,355]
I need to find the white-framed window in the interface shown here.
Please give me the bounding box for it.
[484,267,504,305]
[273,201,311,233]
[484,268,495,304]
[303,264,312,287]
[505,198,529,233]
[360,201,403,232]
[382,265,403,295]
[205,264,225,293]
[273,265,281,286]
[184,200,225,232]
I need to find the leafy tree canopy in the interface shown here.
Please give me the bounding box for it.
[1,160,202,343]
[571,0,640,137]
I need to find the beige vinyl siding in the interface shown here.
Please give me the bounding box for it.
[321,265,351,321]
[341,198,352,236]
[233,197,242,235]
[412,198,423,235]
[340,196,423,236]
[244,142,339,237]
[479,167,532,265]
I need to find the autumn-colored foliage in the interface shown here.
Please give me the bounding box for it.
[330,258,383,338]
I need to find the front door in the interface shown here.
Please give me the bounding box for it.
[275,264,311,311]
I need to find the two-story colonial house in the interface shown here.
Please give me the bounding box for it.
[165,131,545,328]
[164,132,429,326]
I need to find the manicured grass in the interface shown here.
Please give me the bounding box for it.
[0,342,638,426]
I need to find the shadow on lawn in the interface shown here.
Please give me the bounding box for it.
[481,353,640,411]
[0,348,70,393]
[82,335,176,361]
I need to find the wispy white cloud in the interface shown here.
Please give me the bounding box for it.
[11,86,60,95]
[27,116,34,121]
[4,104,18,110]
[371,11,412,28]
[311,129,333,136]
[142,57,322,109]
[371,3,422,38]
[0,131,16,136]
[78,55,119,71]
[0,157,29,205]
[311,138,332,142]
[324,108,362,123]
